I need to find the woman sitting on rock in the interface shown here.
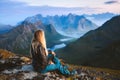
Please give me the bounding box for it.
[30,29,76,76]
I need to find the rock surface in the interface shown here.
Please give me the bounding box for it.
[0,49,120,80]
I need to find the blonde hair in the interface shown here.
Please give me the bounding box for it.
[33,30,48,56]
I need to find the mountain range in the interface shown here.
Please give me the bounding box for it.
[85,12,116,26]
[25,13,97,37]
[0,24,13,34]
[56,15,120,70]
[0,13,97,54]
[0,13,119,70]
[0,21,65,55]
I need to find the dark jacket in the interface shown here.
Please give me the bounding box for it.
[30,41,48,71]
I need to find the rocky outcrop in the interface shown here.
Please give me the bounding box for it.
[0,49,119,80]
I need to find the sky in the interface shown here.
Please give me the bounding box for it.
[0,0,120,25]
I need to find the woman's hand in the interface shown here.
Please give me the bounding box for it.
[51,51,56,56]
[48,50,56,56]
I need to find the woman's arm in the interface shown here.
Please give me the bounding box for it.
[47,50,57,64]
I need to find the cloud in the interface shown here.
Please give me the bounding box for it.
[0,0,27,8]
[0,4,100,25]
[104,0,119,4]
[0,0,119,25]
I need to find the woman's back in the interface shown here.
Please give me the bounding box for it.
[31,41,47,71]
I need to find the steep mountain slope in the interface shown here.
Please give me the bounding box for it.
[56,15,120,70]
[0,21,65,55]
[25,14,97,37]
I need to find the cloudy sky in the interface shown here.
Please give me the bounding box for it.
[0,0,120,25]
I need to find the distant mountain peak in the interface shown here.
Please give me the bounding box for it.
[84,12,116,26]
[24,14,97,38]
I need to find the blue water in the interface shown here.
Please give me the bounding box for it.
[48,43,66,51]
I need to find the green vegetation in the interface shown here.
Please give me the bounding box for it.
[0,49,16,59]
